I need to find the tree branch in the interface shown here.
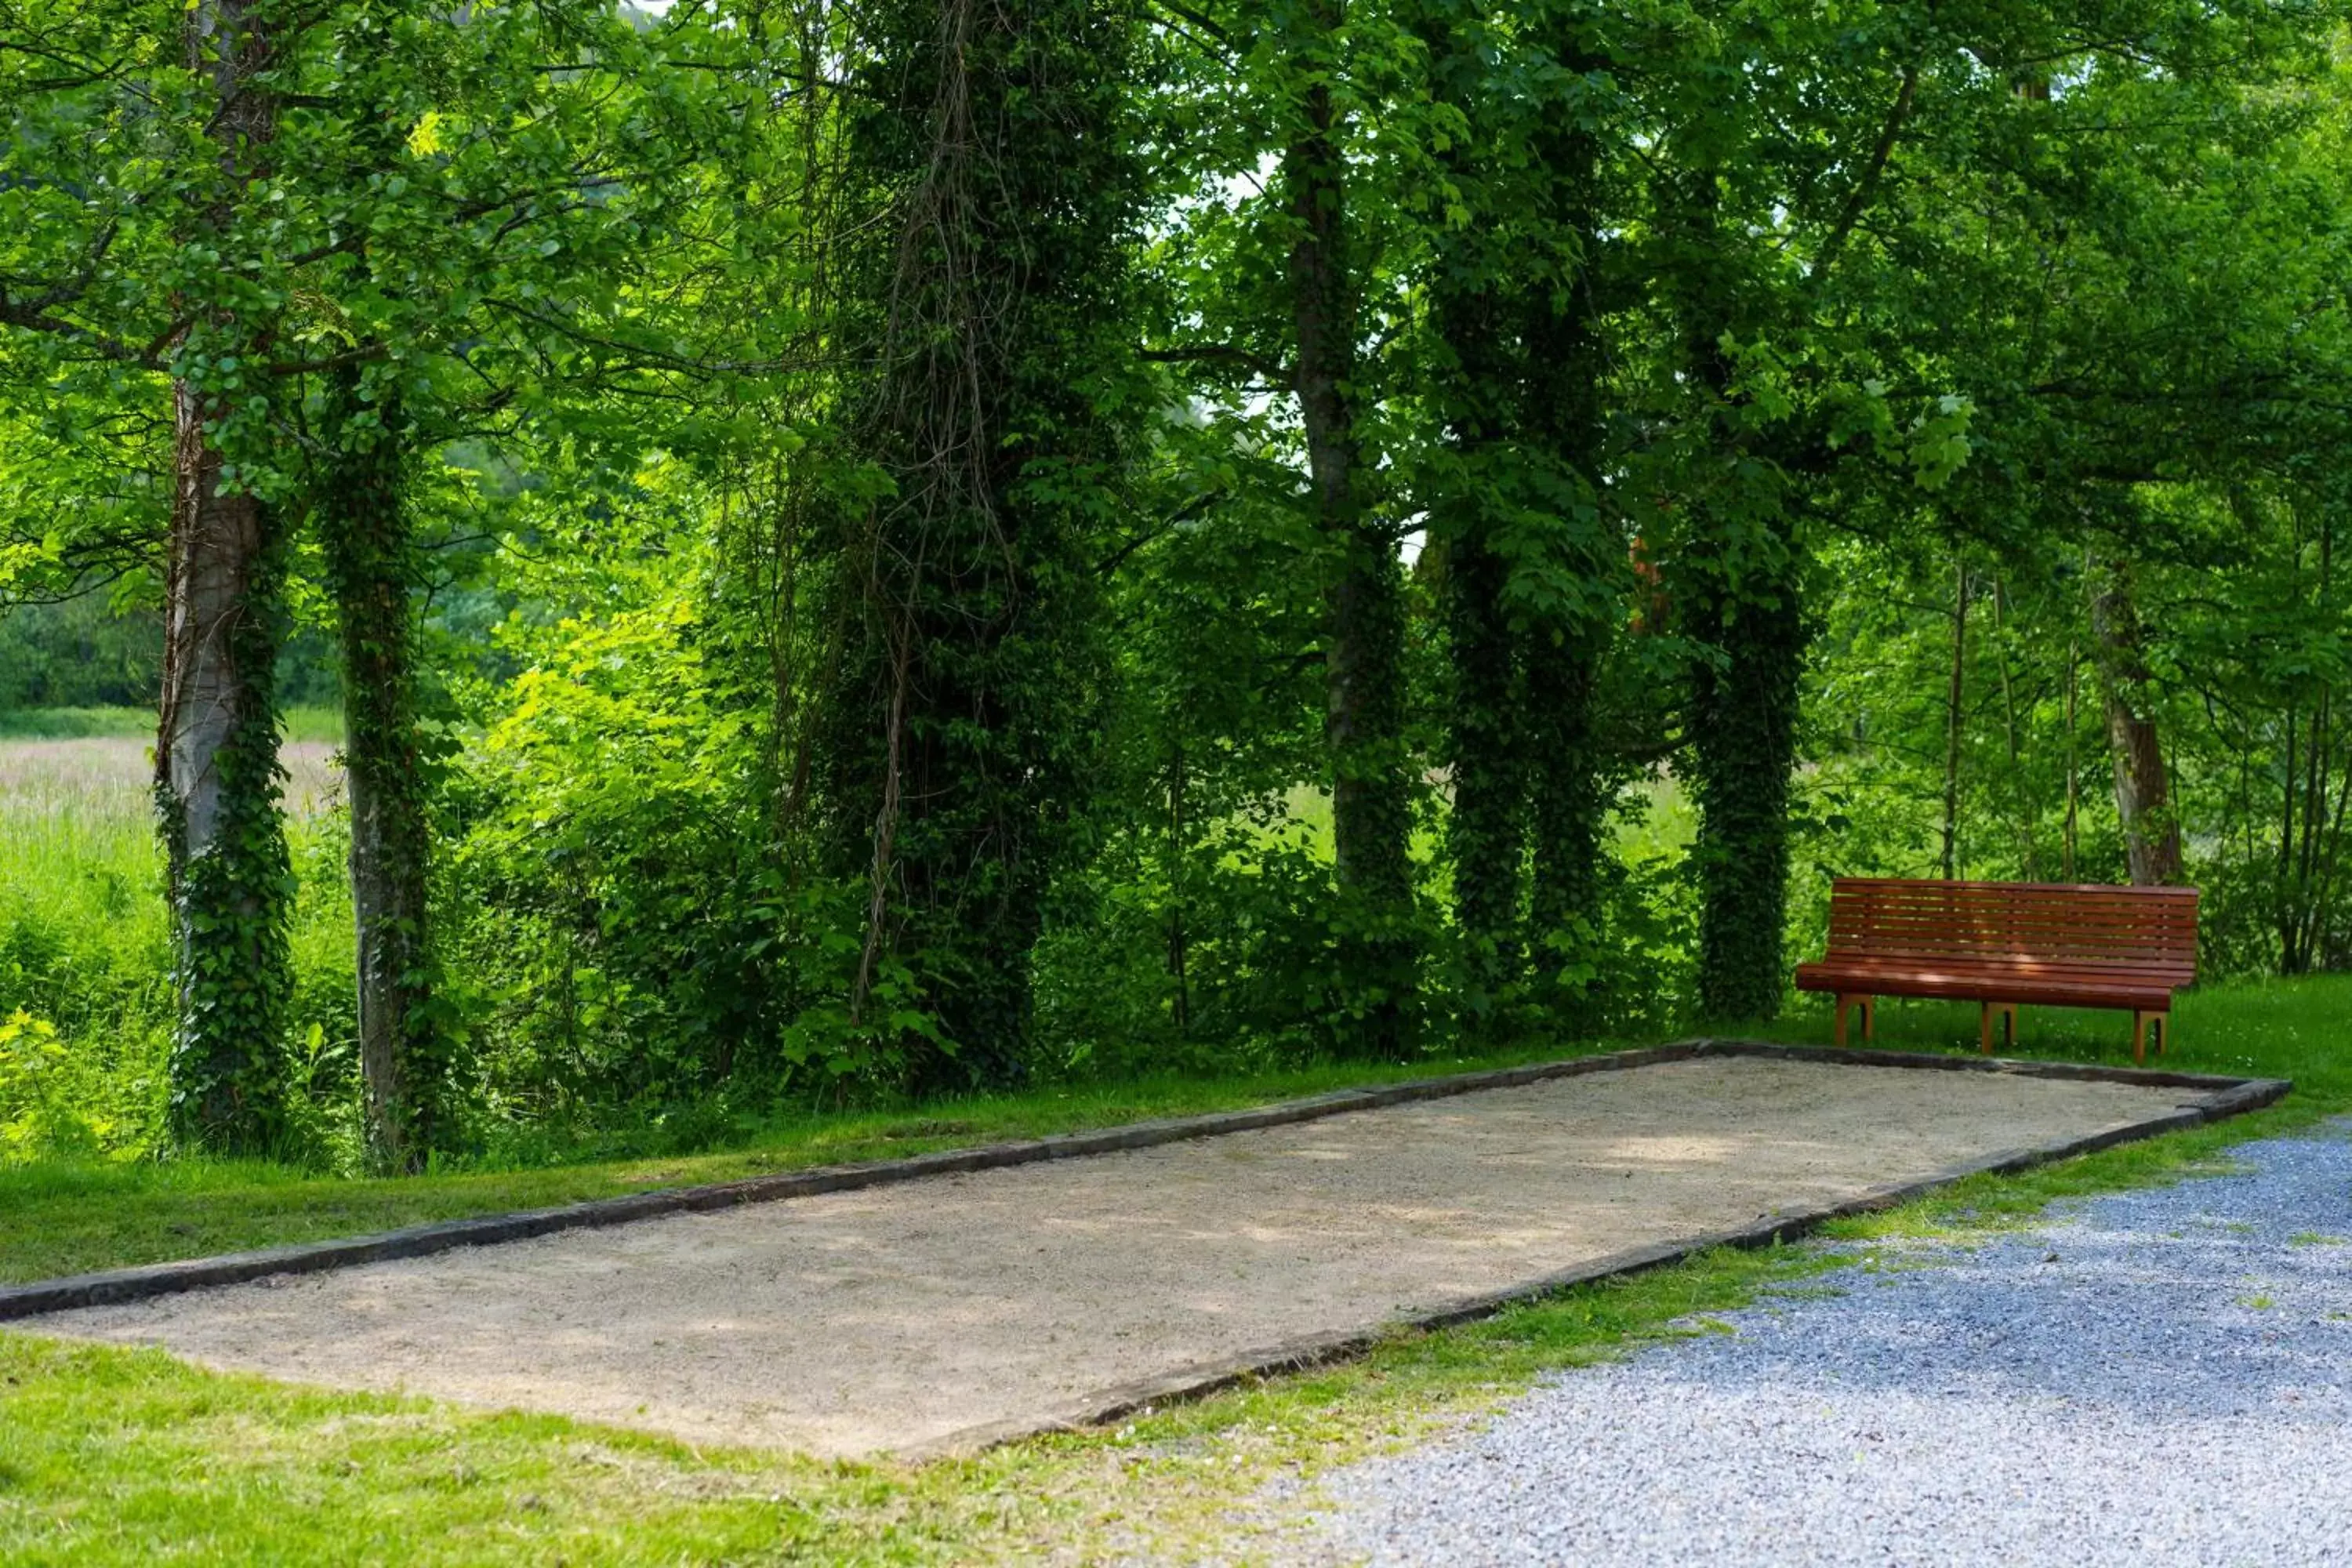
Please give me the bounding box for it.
[1142,342,1288,384]
[1813,66,1917,285]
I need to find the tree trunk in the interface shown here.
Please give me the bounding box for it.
[1425,42,1612,1029]
[1993,579,2034,879]
[821,0,1137,1089]
[2063,639,2080,879]
[318,369,443,1174]
[2088,556,2183,886]
[1690,583,1805,1021]
[1426,242,1522,1029]
[1442,530,1523,1022]
[1672,169,1804,1022]
[1286,50,1416,1056]
[1941,557,1967,879]
[1165,742,1191,1034]
[1517,114,1611,1007]
[159,0,292,1155]
[1523,626,1603,982]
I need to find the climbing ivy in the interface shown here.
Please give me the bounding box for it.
[160,520,296,1155]
[812,0,1148,1087]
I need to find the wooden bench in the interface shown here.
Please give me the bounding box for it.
[1794,878,2198,1064]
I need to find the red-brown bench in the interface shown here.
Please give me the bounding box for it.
[1794,878,2198,1064]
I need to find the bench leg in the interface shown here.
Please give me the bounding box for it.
[1980,1001,2016,1056]
[2134,1011,2167,1064]
[1861,996,1876,1041]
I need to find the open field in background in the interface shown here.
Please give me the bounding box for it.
[1,714,355,1167]
[0,704,343,742]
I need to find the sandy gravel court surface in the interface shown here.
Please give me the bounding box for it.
[27,1057,2197,1457]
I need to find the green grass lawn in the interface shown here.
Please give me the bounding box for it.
[2,974,2345,1563]
[1750,973,2352,1102]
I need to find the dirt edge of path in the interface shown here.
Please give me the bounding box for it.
[0,1042,2288,1330]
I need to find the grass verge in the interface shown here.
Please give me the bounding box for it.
[0,975,2342,1563]
[0,1114,2327,1566]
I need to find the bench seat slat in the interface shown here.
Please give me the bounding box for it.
[1795,965,2176,1011]
[1820,953,2193,975]
[1803,956,2194,982]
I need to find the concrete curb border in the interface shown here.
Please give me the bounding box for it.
[0,1041,2290,1344]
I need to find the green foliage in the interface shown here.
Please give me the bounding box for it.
[807,0,1151,1088]
[0,1009,113,1162]
[451,591,782,1109]
[4,0,2352,1168]
[0,595,160,713]
[1685,575,1808,1021]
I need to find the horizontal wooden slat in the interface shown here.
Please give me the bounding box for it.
[1800,966,2188,992]
[1805,959,2194,983]
[1828,877,2197,898]
[1828,916,2197,935]
[1824,945,2190,968]
[1835,885,2192,905]
[1795,965,2175,1011]
[1823,879,2198,968]
[1831,922,2194,943]
[1799,878,2199,1014]
[1835,892,2195,912]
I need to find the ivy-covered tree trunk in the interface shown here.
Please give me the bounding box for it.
[1515,140,1612,998]
[823,0,1137,1088]
[1426,42,1615,1033]
[1428,243,1523,1029]
[161,387,294,1152]
[1686,578,1804,1020]
[318,369,445,1172]
[1442,526,1523,1025]
[1671,168,1803,1023]
[1286,27,1417,1058]
[2088,554,2183,886]
[158,0,292,1154]
[1523,624,1605,972]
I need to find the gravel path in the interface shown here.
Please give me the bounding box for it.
[1307,1122,2352,1567]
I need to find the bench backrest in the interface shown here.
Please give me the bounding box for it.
[1824,878,2198,980]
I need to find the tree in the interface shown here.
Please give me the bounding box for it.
[155,0,300,1150]
[1418,0,1624,1029]
[815,0,1147,1086]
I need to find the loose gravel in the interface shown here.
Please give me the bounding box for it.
[1306,1122,2352,1567]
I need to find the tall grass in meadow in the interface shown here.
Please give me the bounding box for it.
[0,716,358,1163]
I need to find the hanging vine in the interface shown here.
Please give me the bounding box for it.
[815,0,1145,1087]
